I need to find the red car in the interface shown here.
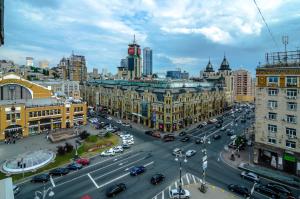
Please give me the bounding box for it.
[152,132,161,138]
[76,158,90,166]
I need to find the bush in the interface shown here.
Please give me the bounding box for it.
[86,135,98,143]
[105,132,112,138]
[57,145,66,156]
[64,142,74,153]
[79,131,90,140]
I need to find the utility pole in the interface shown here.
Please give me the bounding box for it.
[174,150,187,199]
[200,134,210,193]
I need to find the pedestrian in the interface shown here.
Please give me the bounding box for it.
[4,139,7,144]
[13,139,16,144]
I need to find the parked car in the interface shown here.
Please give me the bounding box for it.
[13,185,21,195]
[195,138,201,144]
[123,139,134,145]
[49,168,69,176]
[227,184,250,197]
[66,163,83,170]
[230,135,237,140]
[179,131,187,136]
[122,123,131,127]
[220,127,226,131]
[163,134,175,142]
[173,148,182,156]
[145,131,153,135]
[180,136,190,142]
[113,146,124,153]
[266,183,292,196]
[213,134,221,140]
[150,174,165,185]
[31,174,50,183]
[169,189,190,199]
[185,149,196,157]
[116,120,122,124]
[122,143,130,149]
[107,117,112,120]
[197,124,203,128]
[130,166,146,176]
[76,158,90,166]
[227,129,234,136]
[152,132,161,138]
[101,149,115,156]
[240,171,259,182]
[255,184,280,199]
[106,183,126,197]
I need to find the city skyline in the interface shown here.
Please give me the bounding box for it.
[0,0,300,76]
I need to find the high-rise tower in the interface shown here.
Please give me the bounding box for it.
[127,35,142,80]
[143,47,152,76]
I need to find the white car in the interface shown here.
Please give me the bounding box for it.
[169,189,190,199]
[202,122,207,126]
[230,135,237,140]
[122,123,131,127]
[123,139,134,145]
[113,146,124,153]
[116,120,122,124]
[100,149,115,156]
[121,134,133,139]
[107,117,112,120]
[185,149,196,157]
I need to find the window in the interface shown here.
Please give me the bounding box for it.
[268,112,277,120]
[287,102,297,111]
[268,89,278,96]
[287,115,296,124]
[268,76,278,84]
[286,141,296,149]
[42,110,45,116]
[286,128,296,137]
[268,124,277,133]
[286,89,297,97]
[268,138,276,144]
[6,114,10,121]
[286,76,297,86]
[29,112,33,117]
[66,108,70,112]
[16,113,20,119]
[268,100,278,109]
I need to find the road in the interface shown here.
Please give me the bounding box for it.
[15,108,298,199]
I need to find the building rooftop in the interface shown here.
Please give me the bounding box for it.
[259,50,300,69]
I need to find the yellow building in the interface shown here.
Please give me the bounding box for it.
[0,74,87,141]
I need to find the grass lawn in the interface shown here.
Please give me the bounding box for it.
[0,134,119,182]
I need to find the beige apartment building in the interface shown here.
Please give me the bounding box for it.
[254,50,300,176]
[234,69,254,102]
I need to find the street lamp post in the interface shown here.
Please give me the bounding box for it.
[34,184,55,199]
[174,151,187,199]
[200,133,210,193]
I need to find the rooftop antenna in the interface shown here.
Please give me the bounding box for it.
[133,34,136,44]
[282,35,288,64]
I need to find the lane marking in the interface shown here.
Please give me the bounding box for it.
[161,190,164,199]
[50,175,55,187]
[88,173,99,189]
[186,173,190,184]
[97,161,154,189]
[192,175,196,184]
[174,181,177,189]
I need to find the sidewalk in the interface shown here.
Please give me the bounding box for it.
[221,145,300,188]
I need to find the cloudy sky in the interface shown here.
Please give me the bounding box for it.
[1,0,300,76]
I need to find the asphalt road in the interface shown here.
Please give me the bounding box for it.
[15,109,298,199]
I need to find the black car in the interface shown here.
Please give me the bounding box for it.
[106,183,126,197]
[227,130,234,136]
[195,138,201,144]
[145,131,153,135]
[228,184,250,197]
[66,163,83,170]
[266,183,292,196]
[255,184,280,199]
[180,136,190,142]
[49,168,69,176]
[31,174,50,183]
[179,131,187,136]
[213,134,221,140]
[150,174,165,185]
[197,124,203,128]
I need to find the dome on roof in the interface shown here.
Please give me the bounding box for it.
[204,59,214,72]
[219,56,231,71]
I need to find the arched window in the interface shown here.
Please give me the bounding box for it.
[0,84,32,100]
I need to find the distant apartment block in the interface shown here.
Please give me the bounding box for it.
[143,47,153,76]
[234,69,254,102]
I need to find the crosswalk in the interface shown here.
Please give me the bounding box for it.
[152,173,202,199]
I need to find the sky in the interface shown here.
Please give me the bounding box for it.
[0,0,300,76]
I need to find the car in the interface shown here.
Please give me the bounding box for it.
[123,139,134,145]
[122,137,134,142]
[197,124,203,128]
[106,183,126,197]
[116,120,122,124]
[13,185,20,195]
[213,134,221,140]
[230,135,237,140]
[227,184,250,197]
[185,149,196,157]
[120,134,133,139]
[107,117,112,120]
[220,127,226,131]
[241,119,246,123]
[113,146,124,153]
[150,174,165,185]
[215,123,222,128]
[173,148,182,156]
[255,184,280,198]
[145,130,153,135]
[31,174,50,183]
[240,171,259,182]
[122,143,130,149]
[49,168,69,176]
[179,131,187,136]
[218,119,224,123]
[66,162,83,170]
[180,136,190,142]
[76,158,90,166]
[152,132,161,138]
[169,189,190,199]
[226,129,234,136]
[195,138,201,144]
[202,122,207,126]
[101,149,115,156]
[266,183,292,196]
[122,123,131,127]
[163,134,175,142]
[130,166,146,176]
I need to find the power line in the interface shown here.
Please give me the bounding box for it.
[253,0,279,48]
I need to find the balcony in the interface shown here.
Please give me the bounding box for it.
[286,96,297,100]
[286,134,297,140]
[286,83,297,87]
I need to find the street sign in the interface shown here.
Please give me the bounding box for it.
[202,155,207,162]
[202,161,207,170]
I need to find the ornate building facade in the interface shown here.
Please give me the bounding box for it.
[82,80,226,132]
[0,74,87,141]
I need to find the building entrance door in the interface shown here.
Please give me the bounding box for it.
[4,125,22,139]
[283,153,297,174]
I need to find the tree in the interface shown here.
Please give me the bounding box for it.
[79,130,90,140]
[57,145,66,156]
[64,142,74,153]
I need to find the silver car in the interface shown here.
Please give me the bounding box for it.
[240,171,259,182]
